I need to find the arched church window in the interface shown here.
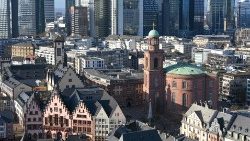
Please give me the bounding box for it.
[154,58,158,69]
[171,92,175,103]
[183,93,187,107]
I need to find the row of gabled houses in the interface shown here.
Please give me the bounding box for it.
[180,103,250,141]
[19,86,126,141]
[0,62,126,141]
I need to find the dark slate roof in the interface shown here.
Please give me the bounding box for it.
[3,77,21,88]
[10,64,47,80]
[15,91,33,107]
[62,87,118,117]
[0,111,14,123]
[19,79,39,87]
[54,35,65,42]
[228,115,250,136]
[109,120,162,141]
[184,104,217,124]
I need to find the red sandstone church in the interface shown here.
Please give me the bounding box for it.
[143,28,218,113]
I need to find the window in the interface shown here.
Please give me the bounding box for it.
[171,92,176,103]
[33,118,36,122]
[68,79,72,82]
[154,58,158,69]
[183,93,187,107]
[35,111,38,115]
[57,48,61,56]
[172,81,177,88]
[182,81,187,89]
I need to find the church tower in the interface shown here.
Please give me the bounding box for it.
[143,26,165,114]
[54,35,65,66]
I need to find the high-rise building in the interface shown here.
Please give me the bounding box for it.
[66,0,75,35]
[75,0,95,37]
[11,0,18,38]
[179,0,204,37]
[18,0,37,36]
[18,0,45,36]
[143,0,159,36]
[224,0,235,30]
[94,0,110,37]
[0,0,11,39]
[70,6,88,36]
[162,0,180,36]
[111,0,143,36]
[210,0,224,34]
[44,0,55,23]
[36,0,45,35]
[111,0,119,35]
[237,0,250,28]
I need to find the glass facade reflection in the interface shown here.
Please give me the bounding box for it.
[0,0,11,39]
[18,0,36,36]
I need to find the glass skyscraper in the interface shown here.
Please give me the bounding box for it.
[0,0,11,39]
[210,0,224,34]
[179,0,204,37]
[66,0,75,35]
[18,0,37,36]
[143,0,159,36]
[44,0,55,23]
[162,0,180,36]
[94,0,110,37]
[238,0,250,28]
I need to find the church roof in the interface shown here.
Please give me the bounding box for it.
[164,63,204,75]
[148,30,159,38]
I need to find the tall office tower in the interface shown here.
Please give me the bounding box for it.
[179,0,204,37]
[36,0,45,35]
[111,0,119,35]
[18,0,37,36]
[75,0,95,36]
[18,0,45,36]
[162,0,180,36]
[224,0,235,30]
[120,0,143,36]
[143,0,159,36]
[0,0,11,39]
[193,0,204,34]
[70,6,88,36]
[237,0,250,28]
[44,0,55,23]
[210,0,224,34]
[94,0,110,37]
[11,0,18,38]
[66,0,75,36]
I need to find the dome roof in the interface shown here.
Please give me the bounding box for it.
[164,63,204,75]
[148,30,159,38]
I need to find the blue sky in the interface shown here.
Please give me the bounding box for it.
[55,0,65,9]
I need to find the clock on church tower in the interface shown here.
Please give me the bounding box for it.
[143,24,165,114]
